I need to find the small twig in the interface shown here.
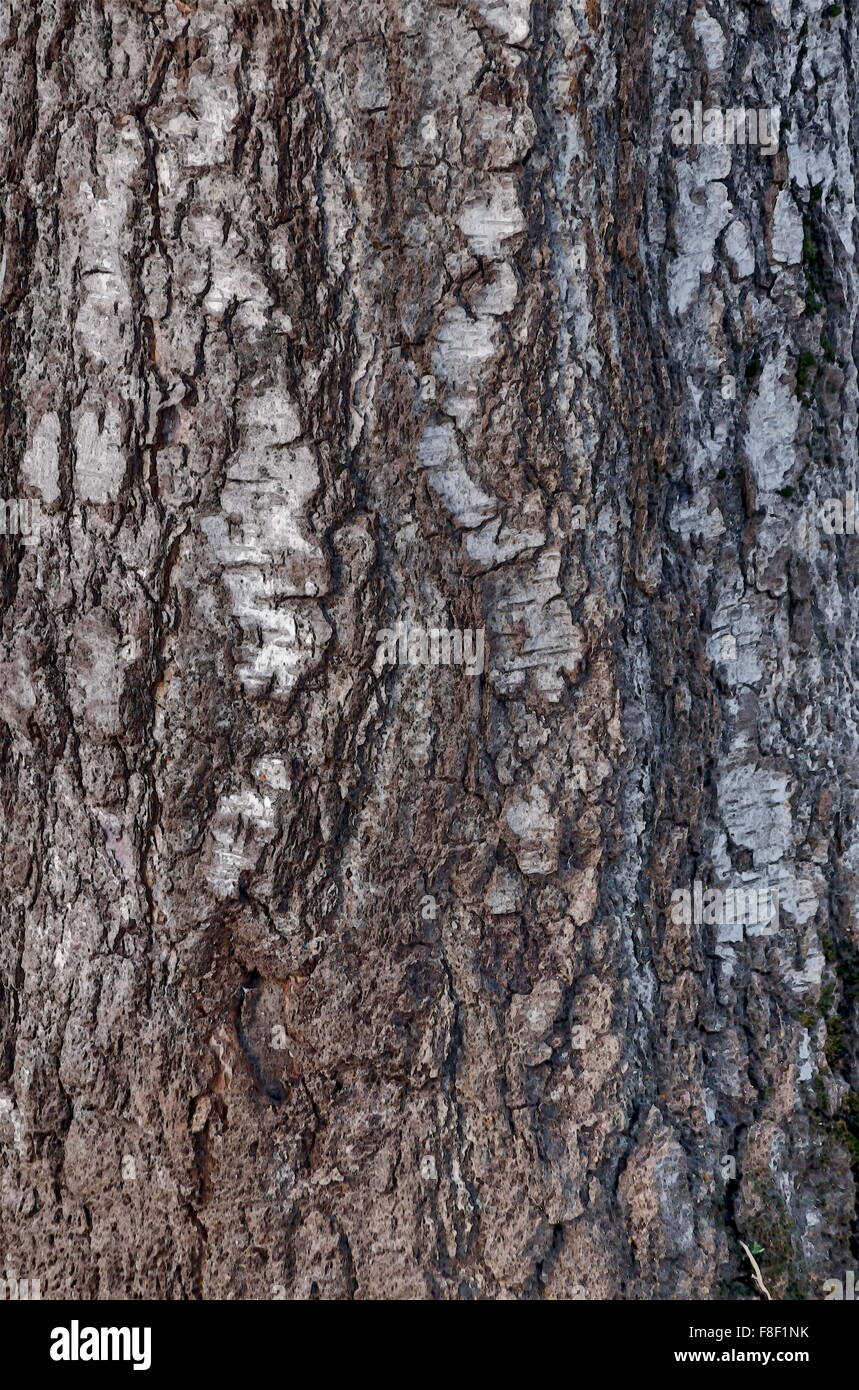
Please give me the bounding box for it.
[740,1241,773,1301]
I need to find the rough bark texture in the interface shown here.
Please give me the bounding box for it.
[1,0,858,1301]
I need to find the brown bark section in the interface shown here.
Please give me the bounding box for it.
[0,0,857,1299]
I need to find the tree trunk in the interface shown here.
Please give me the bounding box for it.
[1,0,857,1300]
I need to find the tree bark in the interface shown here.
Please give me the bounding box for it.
[1,0,857,1299]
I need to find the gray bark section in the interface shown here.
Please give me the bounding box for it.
[0,0,857,1299]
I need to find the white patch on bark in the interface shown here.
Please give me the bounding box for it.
[770,190,803,264]
[74,403,125,504]
[745,350,800,493]
[668,160,733,316]
[718,764,792,868]
[202,387,331,695]
[478,0,531,45]
[458,177,526,260]
[22,411,61,505]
